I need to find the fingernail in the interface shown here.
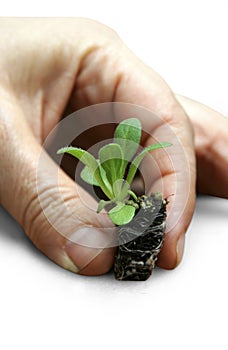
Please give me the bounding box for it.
[61,251,80,273]
[67,227,116,249]
[176,234,185,266]
[64,227,116,272]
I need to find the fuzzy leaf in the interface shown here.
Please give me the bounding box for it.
[113,179,127,197]
[112,179,130,201]
[98,164,114,199]
[99,143,124,185]
[114,118,141,162]
[108,204,136,226]
[57,146,113,198]
[126,142,172,185]
[57,146,99,172]
[80,165,100,186]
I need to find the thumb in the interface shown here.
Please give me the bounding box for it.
[0,101,115,275]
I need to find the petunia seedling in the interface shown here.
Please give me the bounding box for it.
[57,118,172,226]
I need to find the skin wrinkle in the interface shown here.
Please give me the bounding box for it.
[31,224,65,260]
[114,60,171,110]
[74,45,102,78]
[0,22,106,143]
[26,186,73,240]
[0,108,37,211]
[20,180,70,234]
[1,18,226,275]
[20,176,42,230]
[26,205,50,246]
[66,44,196,270]
[24,188,77,248]
[71,46,124,110]
[63,46,103,113]
[111,73,123,104]
[24,174,111,248]
[41,68,78,141]
[1,40,111,235]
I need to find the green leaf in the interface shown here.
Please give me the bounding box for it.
[113,179,127,197]
[113,179,130,201]
[57,146,99,172]
[97,200,111,213]
[80,165,100,186]
[126,142,172,185]
[99,143,124,185]
[114,118,141,162]
[57,146,113,198]
[98,164,114,199]
[108,203,136,226]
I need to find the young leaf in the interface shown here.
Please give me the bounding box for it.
[126,142,172,185]
[57,146,99,171]
[98,164,114,199]
[114,118,141,162]
[57,121,172,227]
[108,204,136,226]
[57,146,113,198]
[80,165,100,186]
[113,179,130,201]
[99,143,124,185]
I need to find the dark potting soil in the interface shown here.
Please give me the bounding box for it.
[114,194,167,281]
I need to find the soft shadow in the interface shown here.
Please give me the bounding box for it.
[78,265,170,294]
[0,206,78,278]
[196,195,228,219]
[0,205,176,284]
[0,206,29,244]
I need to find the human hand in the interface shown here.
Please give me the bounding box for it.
[0,18,221,276]
[176,95,228,199]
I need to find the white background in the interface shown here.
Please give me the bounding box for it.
[0,1,228,350]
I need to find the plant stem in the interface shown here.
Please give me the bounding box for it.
[128,190,138,202]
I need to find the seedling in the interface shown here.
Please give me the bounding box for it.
[57,118,171,225]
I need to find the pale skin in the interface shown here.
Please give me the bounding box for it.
[0,18,227,275]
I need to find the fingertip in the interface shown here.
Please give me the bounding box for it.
[65,243,116,276]
[157,226,186,270]
[64,227,116,275]
[176,233,185,266]
[78,247,116,276]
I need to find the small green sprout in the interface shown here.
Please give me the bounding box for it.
[57,118,172,226]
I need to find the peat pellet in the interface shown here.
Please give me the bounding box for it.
[114,194,167,281]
